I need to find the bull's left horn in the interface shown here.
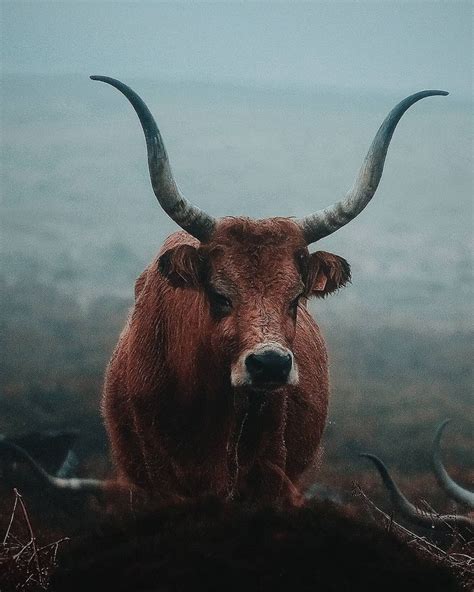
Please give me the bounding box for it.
[360,453,473,532]
[432,420,474,508]
[90,76,216,242]
[298,90,448,244]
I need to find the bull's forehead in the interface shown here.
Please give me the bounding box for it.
[211,217,305,250]
[207,217,306,294]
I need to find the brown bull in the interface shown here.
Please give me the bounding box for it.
[91,78,449,504]
[104,221,348,503]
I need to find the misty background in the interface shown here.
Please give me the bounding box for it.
[1,2,472,500]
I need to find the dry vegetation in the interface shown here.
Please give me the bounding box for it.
[0,490,471,592]
[0,490,67,592]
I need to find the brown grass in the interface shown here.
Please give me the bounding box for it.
[0,490,68,592]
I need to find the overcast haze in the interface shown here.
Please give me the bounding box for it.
[1,1,472,329]
[2,1,472,97]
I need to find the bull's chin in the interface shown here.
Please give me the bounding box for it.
[243,381,288,393]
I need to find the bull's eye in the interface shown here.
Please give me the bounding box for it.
[209,290,233,315]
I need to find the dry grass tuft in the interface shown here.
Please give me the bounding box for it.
[0,490,68,592]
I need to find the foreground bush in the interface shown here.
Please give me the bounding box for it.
[50,497,463,592]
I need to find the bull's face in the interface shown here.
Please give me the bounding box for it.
[159,217,350,390]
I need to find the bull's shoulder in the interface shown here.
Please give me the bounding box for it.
[134,269,148,300]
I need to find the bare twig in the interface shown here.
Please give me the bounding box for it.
[37,537,70,555]
[3,488,20,545]
[1,488,68,590]
[14,488,43,586]
[13,539,34,561]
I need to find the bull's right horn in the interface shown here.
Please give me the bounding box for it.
[90,76,216,242]
[432,420,474,508]
[298,90,449,244]
[360,453,473,532]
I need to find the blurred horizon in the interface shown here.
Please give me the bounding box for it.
[2,72,472,330]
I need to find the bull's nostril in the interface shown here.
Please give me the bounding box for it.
[246,354,263,372]
[245,350,292,384]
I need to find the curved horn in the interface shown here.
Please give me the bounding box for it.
[360,453,473,532]
[90,75,216,242]
[432,420,474,508]
[0,439,106,497]
[298,90,449,244]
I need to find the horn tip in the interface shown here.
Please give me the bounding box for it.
[359,453,387,470]
[428,90,449,97]
[359,452,376,459]
[434,418,452,443]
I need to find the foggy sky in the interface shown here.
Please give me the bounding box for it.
[2,1,472,98]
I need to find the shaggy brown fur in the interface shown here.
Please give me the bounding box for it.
[49,498,462,592]
[103,217,351,504]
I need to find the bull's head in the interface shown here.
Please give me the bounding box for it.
[157,218,350,390]
[91,76,447,390]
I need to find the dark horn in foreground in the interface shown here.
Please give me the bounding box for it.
[90,76,216,242]
[0,438,106,496]
[432,420,474,508]
[297,90,449,244]
[360,453,473,532]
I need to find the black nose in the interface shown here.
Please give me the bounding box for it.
[245,350,292,385]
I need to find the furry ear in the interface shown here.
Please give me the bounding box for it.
[158,245,204,287]
[305,251,351,297]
